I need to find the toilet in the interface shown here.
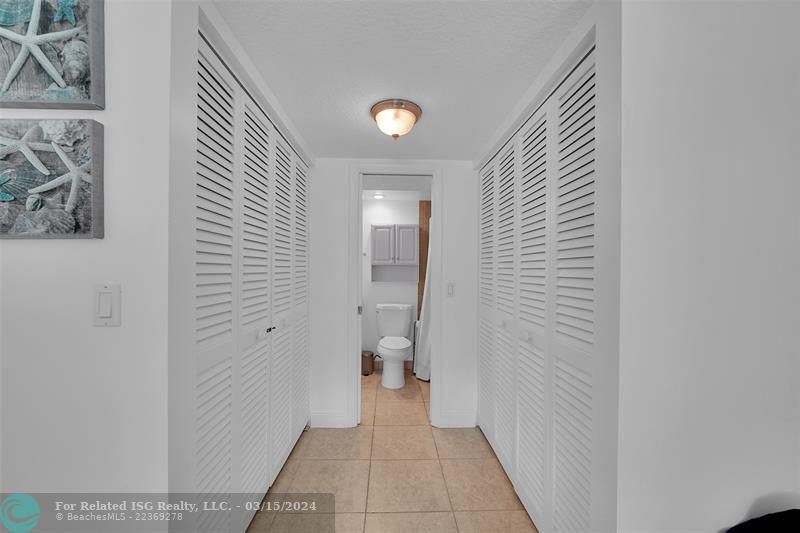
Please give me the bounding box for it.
[376,303,414,389]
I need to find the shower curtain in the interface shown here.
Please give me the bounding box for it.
[414,217,433,381]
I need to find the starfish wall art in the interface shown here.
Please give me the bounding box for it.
[0,118,103,239]
[0,0,104,108]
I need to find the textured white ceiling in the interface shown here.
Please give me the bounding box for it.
[213,0,591,160]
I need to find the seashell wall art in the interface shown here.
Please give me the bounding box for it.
[0,118,103,238]
[0,0,104,108]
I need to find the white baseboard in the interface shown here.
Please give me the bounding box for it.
[309,411,357,428]
[431,409,477,428]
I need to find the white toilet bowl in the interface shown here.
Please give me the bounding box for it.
[377,336,411,389]
[375,303,414,390]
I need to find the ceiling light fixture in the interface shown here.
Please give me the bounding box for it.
[370,99,422,139]
[373,192,384,200]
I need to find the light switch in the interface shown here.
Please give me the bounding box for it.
[447,283,456,297]
[94,284,121,327]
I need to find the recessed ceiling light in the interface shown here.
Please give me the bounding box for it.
[373,192,385,200]
[370,99,422,139]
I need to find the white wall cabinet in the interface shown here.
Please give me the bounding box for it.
[478,45,619,533]
[371,224,419,266]
[178,33,310,533]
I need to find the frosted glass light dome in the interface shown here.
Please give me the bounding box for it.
[370,99,422,139]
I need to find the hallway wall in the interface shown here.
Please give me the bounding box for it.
[0,0,172,492]
[618,1,800,531]
[309,159,477,428]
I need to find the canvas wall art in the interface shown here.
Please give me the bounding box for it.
[0,119,103,238]
[0,0,104,108]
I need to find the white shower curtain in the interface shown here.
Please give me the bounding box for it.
[414,217,433,380]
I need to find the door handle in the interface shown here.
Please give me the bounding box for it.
[266,326,277,334]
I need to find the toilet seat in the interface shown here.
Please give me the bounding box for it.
[378,336,411,352]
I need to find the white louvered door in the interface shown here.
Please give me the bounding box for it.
[516,109,551,529]
[194,38,237,533]
[236,100,273,502]
[189,32,312,533]
[270,136,296,471]
[292,158,310,438]
[478,163,496,443]
[478,46,607,533]
[493,143,518,476]
[550,50,596,533]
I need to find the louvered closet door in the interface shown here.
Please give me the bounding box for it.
[235,99,273,500]
[477,163,496,442]
[493,143,518,475]
[194,38,237,533]
[515,110,550,526]
[270,135,295,470]
[292,158,310,438]
[550,49,596,533]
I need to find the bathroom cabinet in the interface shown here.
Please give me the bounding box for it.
[371,224,419,266]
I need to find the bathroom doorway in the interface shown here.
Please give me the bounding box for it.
[347,165,441,426]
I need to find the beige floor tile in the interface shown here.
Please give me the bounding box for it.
[269,454,301,493]
[418,379,431,401]
[364,512,457,533]
[374,402,428,426]
[367,460,451,512]
[440,459,522,511]
[432,428,494,459]
[294,427,373,460]
[288,460,370,513]
[361,375,378,402]
[454,510,538,532]
[376,379,424,403]
[268,513,364,533]
[246,507,276,533]
[360,402,375,426]
[371,426,438,460]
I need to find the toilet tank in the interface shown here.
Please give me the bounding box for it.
[376,304,414,337]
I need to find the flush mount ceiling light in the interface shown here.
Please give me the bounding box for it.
[370,99,422,139]
[373,192,385,199]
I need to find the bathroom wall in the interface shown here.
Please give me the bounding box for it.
[361,199,419,356]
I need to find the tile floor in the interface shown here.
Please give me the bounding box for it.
[247,369,538,533]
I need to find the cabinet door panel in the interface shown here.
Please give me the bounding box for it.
[395,224,419,265]
[372,225,395,265]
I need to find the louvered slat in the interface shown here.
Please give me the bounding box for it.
[478,317,495,438]
[495,144,516,316]
[273,139,294,317]
[195,47,235,349]
[479,164,495,308]
[241,105,272,328]
[517,340,546,522]
[294,160,308,306]
[494,327,516,472]
[556,54,596,353]
[519,114,548,335]
[552,360,592,533]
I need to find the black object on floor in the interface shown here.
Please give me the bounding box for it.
[727,509,800,532]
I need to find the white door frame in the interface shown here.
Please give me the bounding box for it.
[346,161,443,426]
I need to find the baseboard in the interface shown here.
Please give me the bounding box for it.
[431,409,478,428]
[309,410,357,428]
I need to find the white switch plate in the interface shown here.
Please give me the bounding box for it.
[94,284,121,327]
[447,283,456,297]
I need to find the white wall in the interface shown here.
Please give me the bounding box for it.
[618,2,800,531]
[362,199,419,355]
[309,159,477,428]
[0,0,171,492]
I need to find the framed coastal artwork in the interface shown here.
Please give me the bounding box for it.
[0,0,104,108]
[0,119,103,238]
